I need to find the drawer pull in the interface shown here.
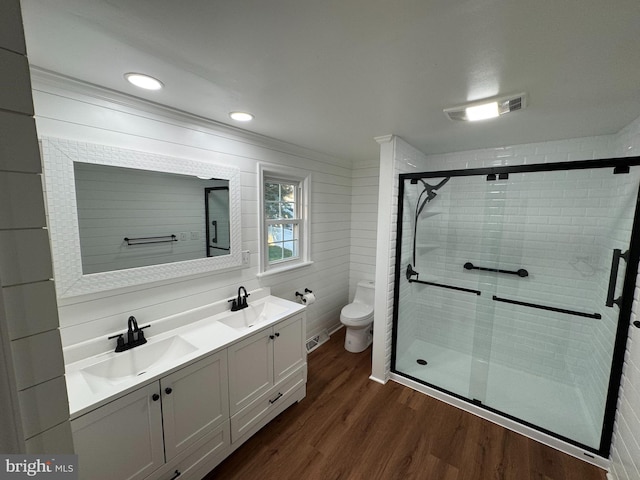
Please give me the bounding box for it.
[169,470,181,480]
[269,392,283,404]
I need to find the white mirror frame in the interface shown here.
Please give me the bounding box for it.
[41,137,242,298]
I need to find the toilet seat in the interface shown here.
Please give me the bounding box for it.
[340,303,373,323]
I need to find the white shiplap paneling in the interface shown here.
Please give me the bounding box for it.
[32,72,352,349]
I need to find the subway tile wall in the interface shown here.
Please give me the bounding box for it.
[608,115,640,480]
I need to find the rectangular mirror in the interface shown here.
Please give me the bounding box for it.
[42,137,242,298]
[75,163,231,273]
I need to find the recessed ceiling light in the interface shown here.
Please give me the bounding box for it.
[124,73,164,90]
[444,93,527,122]
[229,111,254,122]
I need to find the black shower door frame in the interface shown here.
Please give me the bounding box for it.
[391,156,640,458]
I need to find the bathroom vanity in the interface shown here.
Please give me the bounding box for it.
[66,295,306,480]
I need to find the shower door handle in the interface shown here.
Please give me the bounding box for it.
[606,249,628,308]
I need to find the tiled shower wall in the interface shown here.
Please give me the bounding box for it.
[608,115,640,480]
[398,168,638,433]
[379,121,640,457]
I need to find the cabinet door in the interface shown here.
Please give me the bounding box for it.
[71,383,164,480]
[161,350,229,461]
[227,328,274,415]
[273,314,306,384]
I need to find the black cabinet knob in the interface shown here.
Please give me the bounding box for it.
[165,387,173,395]
[269,335,275,340]
[274,332,280,337]
[152,393,160,401]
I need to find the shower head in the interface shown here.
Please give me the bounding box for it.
[416,177,450,216]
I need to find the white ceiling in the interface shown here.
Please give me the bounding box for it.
[20,0,640,162]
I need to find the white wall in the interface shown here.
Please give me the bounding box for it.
[608,115,640,480]
[32,71,352,352]
[348,158,379,300]
[0,0,73,454]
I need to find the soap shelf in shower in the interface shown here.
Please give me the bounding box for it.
[419,211,442,218]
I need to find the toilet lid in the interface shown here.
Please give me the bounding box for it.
[341,303,373,320]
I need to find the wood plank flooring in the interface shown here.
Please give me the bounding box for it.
[204,330,607,480]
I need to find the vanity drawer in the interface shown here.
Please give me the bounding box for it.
[230,366,306,443]
[154,421,230,480]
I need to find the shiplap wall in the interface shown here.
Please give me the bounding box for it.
[348,159,379,300]
[0,0,73,454]
[32,71,351,349]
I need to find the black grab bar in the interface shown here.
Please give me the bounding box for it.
[408,278,481,296]
[492,295,601,319]
[464,262,529,278]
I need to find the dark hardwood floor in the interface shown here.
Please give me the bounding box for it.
[204,329,607,480]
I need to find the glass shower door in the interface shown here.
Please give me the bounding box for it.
[394,175,496,399]
[483,166,640,450]
[392,160,640,455]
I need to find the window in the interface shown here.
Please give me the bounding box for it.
[259,166,311,274]
[265,179,300,263]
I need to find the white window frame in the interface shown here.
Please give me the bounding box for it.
[258,164,312,276]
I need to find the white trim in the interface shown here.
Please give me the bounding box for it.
[371,135,396,382]
[368,375,387,385]
[255,261,314,278]
[390,373,610,470]
[31,67,350,170]
[257,163,311,275]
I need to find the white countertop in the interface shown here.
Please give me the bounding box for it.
[65,294,305,419]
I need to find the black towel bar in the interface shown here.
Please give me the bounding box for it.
[408,278,481,296]
[492,295,601,319]
[464,262,528,277]
[124,235,177,245]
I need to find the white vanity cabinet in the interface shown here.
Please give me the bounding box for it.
[72,350,230,480]
[70,307,307,479]
[72,382,164,480]
[227,313,306,443]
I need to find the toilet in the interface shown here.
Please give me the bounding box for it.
[340,280,375,353]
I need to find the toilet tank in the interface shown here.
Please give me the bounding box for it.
[353,280,375,306]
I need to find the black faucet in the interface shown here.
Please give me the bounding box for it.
[108,315,150,352]
[229,286,250,311]
[127,315,139,344]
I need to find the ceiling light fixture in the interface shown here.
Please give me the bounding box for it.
[124,73,164,90]
[229,111,254,122]
[444,93,527,122]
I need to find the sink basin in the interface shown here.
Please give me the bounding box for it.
[219,301,288,331]
[81,336,197,393]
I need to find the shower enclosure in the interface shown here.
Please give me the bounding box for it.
[391,158,640,458]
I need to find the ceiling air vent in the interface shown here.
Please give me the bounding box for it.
[444,93,527,122]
